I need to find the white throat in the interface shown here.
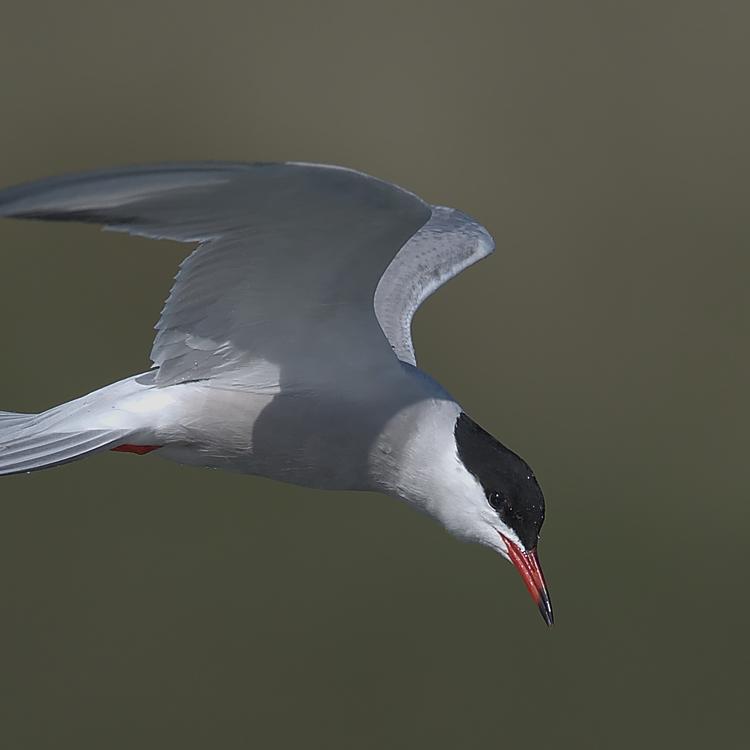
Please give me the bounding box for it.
[368,397,501,546]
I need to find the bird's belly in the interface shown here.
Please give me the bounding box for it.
[154,385,386,491]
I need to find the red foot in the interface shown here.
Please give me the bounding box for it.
[111,444,162,455]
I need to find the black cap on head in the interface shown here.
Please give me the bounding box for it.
[454,412,545,550]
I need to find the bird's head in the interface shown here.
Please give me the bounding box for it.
[378,399,552,625]
[429,411,553,626]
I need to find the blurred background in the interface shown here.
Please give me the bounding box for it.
[0,1,747,748]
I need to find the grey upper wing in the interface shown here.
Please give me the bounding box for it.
[0,162,431,387]
[374,206,495,366]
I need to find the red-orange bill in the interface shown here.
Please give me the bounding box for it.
[501,534,554,626]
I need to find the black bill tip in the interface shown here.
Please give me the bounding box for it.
[538,589,554,627]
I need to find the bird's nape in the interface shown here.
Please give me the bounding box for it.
[501,534,553,626]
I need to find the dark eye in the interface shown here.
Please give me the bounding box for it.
[487,491,504,511]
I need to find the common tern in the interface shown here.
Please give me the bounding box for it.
[0,162,552,625]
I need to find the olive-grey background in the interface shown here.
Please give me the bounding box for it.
[0,1,747,748]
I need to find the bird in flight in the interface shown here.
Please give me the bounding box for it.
[0,162,552,625]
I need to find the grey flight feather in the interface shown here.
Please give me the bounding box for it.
[0,162,494,382]
[374,206,494,365]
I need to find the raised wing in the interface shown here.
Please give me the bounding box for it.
[374,206,495,365]
[0,162,494,383]
[0,162,431,387]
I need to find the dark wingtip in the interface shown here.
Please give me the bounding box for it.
[7,209,132,225]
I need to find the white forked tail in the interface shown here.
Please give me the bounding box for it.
[0,376,160,476]
[0,415,126,475]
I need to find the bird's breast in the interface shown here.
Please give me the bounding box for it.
[156,377,430,491]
